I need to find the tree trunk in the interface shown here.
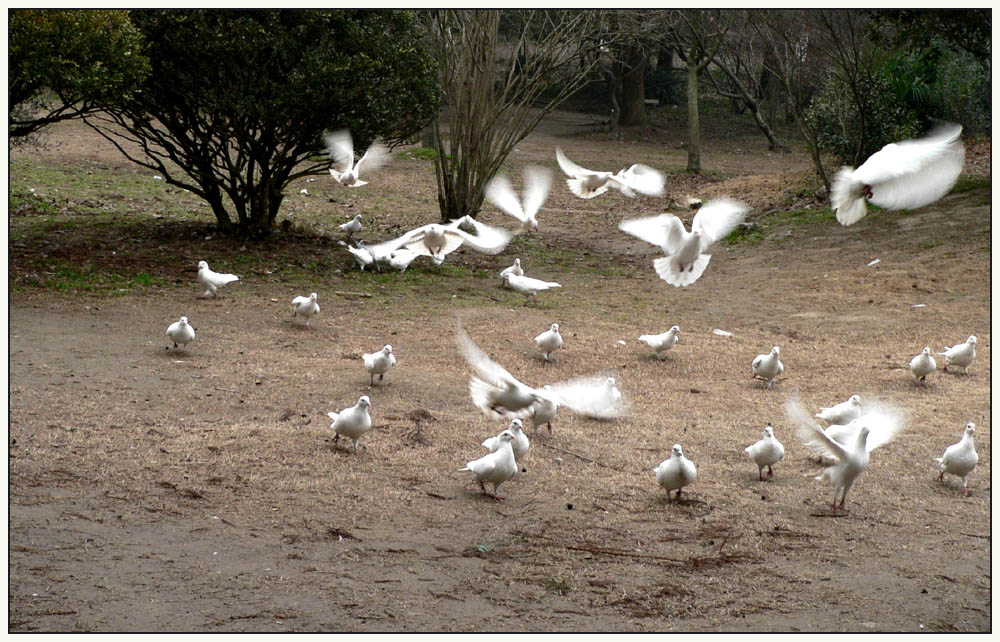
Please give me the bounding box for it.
[619,48,648,126]
[686,60,701,173]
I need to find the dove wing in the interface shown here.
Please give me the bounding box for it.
[555,147,593,178]
[324,130,355,173]
[457,326,523,389]
[692,198,749,247]
[485,174,527,221]
[445,218,511,254]
[618,214,681,251]
[786,397,849,462]
[617,163,665,196]
[548,375,625,419]
[354,141,390,177]
[856,407,905,453]
[522,166,553,219]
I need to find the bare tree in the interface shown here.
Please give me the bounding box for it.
[426,10,607,222]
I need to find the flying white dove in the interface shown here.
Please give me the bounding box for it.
[815,394,861,425]
[166,316,196,350]
[618,198,749,287]
[752,346,784,389]
[362,344,396,387]
[457,325,626,421]
[461,429,518,499]
[936,422,978,496]
[484,165,552,232]
[327,395,373,455]
[556,147,665,199]
[655,444,697,503]
[291,292,320,327]
[909,347,936,384]
[639,326,680,360]
[325,129,390,187]
[403,216,511,263]
[499,258,524,281]
[831,123,964,226]
[339,214,363,238]
[938,335,977,375]
[503,273,561,301]
[196,260,240,298]
[744,425,785,481]
[483,418,530,463]
[786,396,904,512]
[535,323,563,362]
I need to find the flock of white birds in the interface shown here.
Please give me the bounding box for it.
[166,124,978,511]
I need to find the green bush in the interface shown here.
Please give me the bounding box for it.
[927,47,990,135]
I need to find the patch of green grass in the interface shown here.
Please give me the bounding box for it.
[17,262,169,296]
[920,241,940,250]
[546,578,572,596]
[398,147,438,161]
[766,207,835,226]
[724,225,765,246]
[951,175,990,194]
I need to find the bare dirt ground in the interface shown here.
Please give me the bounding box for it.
[8,109,992,632]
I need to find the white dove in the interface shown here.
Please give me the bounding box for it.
[291,292,320,326]
[752,346,784,389]
[484,165,552,232]
[909,347,937,384]
[556,147,665,199]
[499,258,524,281]
[535,323,563,362]
[786,396,904,512]
[458,326,625,420]
[936,422,978,496]
[639,326,680,360]
[196,260,240,298]
[744,425,785,481]
[166,316,196,350]
[831,123,964,226]
[325,129,390,187]
[461,429,518,499]
[527,385,559,433]
[327,395,373,455]
[618,198,749,287]
[815,394,861,425]
[939,335,977,375]
[503,273,561,301]
[654,444,697,503]
[339,214,362,238]
[403,216,511,262]
[362,344,396,387]
[483,418,530,463]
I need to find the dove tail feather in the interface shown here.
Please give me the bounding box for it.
[831,167,869,226]
[566,178,605,199]
[653,254,710,287]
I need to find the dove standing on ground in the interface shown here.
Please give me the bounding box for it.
[362,345,396,387]
[291,293,320,327]
[484,165,552,232]
[639,326,680,360]
[655,444,697,503]
[786,397,904,512]
[483,418,530,462]
[503,273,561,302]
[461,429,518,499]
[535,323,563,363]
[166,316,196,350]
[499,258,524,281]
[815,395,861,425]
[339,214,363,239]
[618,198,749,287]
[196,261,240,298]
[555,147,665,199]
[327,395,373,455]
[831,123,964,226]
[752,346,784,389]
[325,129,390,188]
[745,425,785,481]
[909,347,936,384]
[938,335,977,375]
[936,422,978,496]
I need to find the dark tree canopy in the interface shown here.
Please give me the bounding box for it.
[9,9,149,139]
[89,10,439,238]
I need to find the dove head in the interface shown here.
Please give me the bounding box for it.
[551,323,560,332]
[922,347,931,356]
[772,346,781,356]
[965,423,975,436]
[509,418,523,433]
[670,325,680,334]
[358,395,371,408]
[383,345,393,354]
[310,292,317,301]
[179,316,189,325]
[514,258,521,267]
[671,444,684,458]
[763,425,774,438]
[198,260,208,270]
[968,335,977,345]
[605,377,617,387]
[498,430,516,443]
